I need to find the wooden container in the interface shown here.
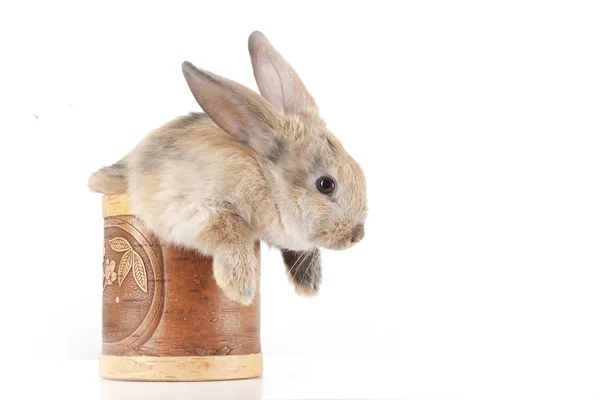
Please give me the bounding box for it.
[99,194,262,382]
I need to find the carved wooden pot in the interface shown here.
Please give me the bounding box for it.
[99,194,262,382]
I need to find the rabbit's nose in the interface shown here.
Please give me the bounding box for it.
[351,224,365,243]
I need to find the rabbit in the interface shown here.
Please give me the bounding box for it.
[88,31,367,305]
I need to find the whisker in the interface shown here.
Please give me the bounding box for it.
[294,248,316,284]
[287,250,307,280]
[290,249,311,282]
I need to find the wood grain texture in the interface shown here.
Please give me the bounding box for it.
[99,354,263,382]
[101,194,262,381]
[102,194,131,218]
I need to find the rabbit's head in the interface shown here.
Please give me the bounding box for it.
[182,32,367,251]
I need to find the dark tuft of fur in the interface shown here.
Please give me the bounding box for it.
[266,136,287,162]
[281,248,322,294]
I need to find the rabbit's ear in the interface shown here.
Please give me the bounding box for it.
[248,31,318,117]
[182,61,284,158]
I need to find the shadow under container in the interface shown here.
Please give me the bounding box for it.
[99,194,262,381]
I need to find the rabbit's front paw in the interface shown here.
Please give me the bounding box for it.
[213,257,257,306]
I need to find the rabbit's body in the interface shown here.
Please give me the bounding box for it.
[89,32,367,305]
[96,113,311,252]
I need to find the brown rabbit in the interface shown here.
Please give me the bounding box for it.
[89,32,367,305]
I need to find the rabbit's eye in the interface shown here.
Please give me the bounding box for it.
[316,177,336,195]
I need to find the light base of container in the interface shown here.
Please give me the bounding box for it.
[99,353,263,382]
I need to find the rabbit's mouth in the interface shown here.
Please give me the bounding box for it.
[311,223,364,250]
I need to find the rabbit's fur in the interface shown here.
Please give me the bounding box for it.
[89,32,367,305]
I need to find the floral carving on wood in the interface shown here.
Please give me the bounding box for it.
[103,237,148,293]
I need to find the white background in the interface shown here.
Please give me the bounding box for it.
[1,1,599,398]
